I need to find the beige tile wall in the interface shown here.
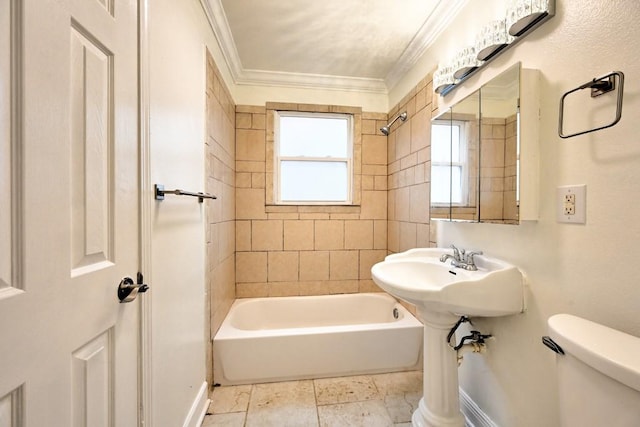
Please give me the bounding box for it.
[235,103,388,297]
[205,51,236,386]
[480,114,518,224]
[480,117,507,221]
[387,76,434,254]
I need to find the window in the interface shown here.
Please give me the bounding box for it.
[274,111,353,205]
[431,120,468,205]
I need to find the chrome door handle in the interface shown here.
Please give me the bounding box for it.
[117,274,149,303]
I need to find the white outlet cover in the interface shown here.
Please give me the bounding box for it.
[557,185,586,224]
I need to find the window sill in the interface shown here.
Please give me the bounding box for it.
[266,204,361,214]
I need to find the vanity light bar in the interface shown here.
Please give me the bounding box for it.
[507,0,554,37]
[475,19,515,62]
[435,0,555,97]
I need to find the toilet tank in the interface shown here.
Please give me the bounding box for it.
[547,314,640,427]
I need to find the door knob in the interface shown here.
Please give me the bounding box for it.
[117,274,149,303]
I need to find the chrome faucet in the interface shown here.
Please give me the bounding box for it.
[439,244,463,263]
[440,245,483,271]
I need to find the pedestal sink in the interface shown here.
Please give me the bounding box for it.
[371,248,524,427]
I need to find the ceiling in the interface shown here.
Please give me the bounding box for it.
[203,0,468,93]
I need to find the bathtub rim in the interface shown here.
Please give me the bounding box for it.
[213,292,422,340]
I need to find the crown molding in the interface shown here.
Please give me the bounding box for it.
[384,0,470,90]
[236,69,387,93]
[200,0,244,78]
[201,0,467,95]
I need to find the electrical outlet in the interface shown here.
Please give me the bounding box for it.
[564,204,575,215]
[557,185,586,224]
[563,193,576,215]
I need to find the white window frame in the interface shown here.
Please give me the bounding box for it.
[274,110,354,205]
[431,119,469,206]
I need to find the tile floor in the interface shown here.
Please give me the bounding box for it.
[202,371,422,427]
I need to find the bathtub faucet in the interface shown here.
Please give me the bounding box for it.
[440,245,483,271]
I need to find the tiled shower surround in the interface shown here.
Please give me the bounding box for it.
[205,51,237,387]
[205,47,439,384]
[234,103,389,297]
[233,82,437,298]
[387,76,436,250]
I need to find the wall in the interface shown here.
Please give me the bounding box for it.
[392,1,640,426]
[148,0,234,424]
[386,77,434,255]
[234,103,388,297]
[205,52,236,387]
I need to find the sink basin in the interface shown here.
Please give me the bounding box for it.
[371,248,524,317]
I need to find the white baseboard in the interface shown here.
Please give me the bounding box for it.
[460,388,499,427]
[182,381,210,427]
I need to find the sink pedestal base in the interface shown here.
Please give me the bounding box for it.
[412,309,466,427]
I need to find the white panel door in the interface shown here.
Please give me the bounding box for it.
[0,0,140,425]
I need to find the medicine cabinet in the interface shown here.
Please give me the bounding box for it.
[430,63,539,223]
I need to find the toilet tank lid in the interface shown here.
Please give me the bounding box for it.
[548,314,640,393]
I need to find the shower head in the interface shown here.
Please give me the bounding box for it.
[380,112,407,136]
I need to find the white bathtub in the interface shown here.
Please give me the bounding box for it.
[213,292,423,385]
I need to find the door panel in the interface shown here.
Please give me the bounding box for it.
[0,387,21,427]
[0,0,140,425]
[69,23,114,276]
[71,330,114,427]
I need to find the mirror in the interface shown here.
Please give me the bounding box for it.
[430,64,520,224]
[430,92,480,221]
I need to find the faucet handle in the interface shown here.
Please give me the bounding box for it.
[450,244,462,261]
[465,251,483,265]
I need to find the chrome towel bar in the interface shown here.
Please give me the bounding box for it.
[154,184,216,203]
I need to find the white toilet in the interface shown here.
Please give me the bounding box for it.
[547,314,640,426]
